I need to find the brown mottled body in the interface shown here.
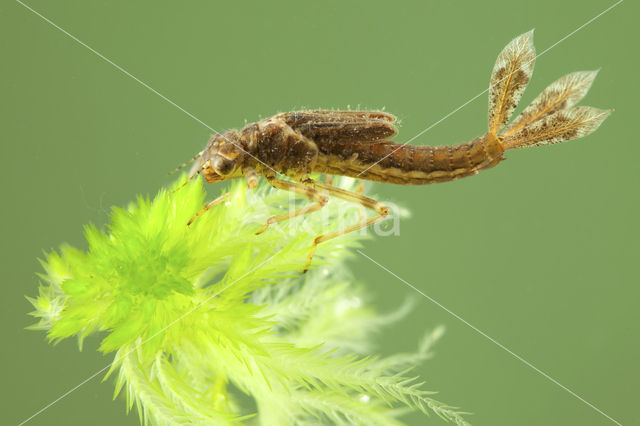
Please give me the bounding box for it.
[314,134,505,185]
[195,111,505,187]
[183,30,609,271]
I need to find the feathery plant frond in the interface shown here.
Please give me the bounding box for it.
[28,176,469,425]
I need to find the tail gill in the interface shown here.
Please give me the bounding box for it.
[499,71,610,150]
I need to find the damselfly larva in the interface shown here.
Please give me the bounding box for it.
[182,30,610,271]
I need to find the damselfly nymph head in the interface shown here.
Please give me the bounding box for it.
[189,131,245,183]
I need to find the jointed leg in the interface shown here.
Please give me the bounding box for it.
[187,166,260,226]
[255,176,328,235]
[310,180,388,215]
[170,159,212,195]
[245,167,259,189]
[355,180,366,221]
[187,192,230,226]
[184,159,228,226]
[303,179,389,272]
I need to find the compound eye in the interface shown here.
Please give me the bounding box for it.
[212,155,235,175]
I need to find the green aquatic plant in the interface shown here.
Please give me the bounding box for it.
[28,176,469,425]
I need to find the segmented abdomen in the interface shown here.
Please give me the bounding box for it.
[313,135,505,185]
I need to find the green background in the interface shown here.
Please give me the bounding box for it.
[2,1,637,425]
